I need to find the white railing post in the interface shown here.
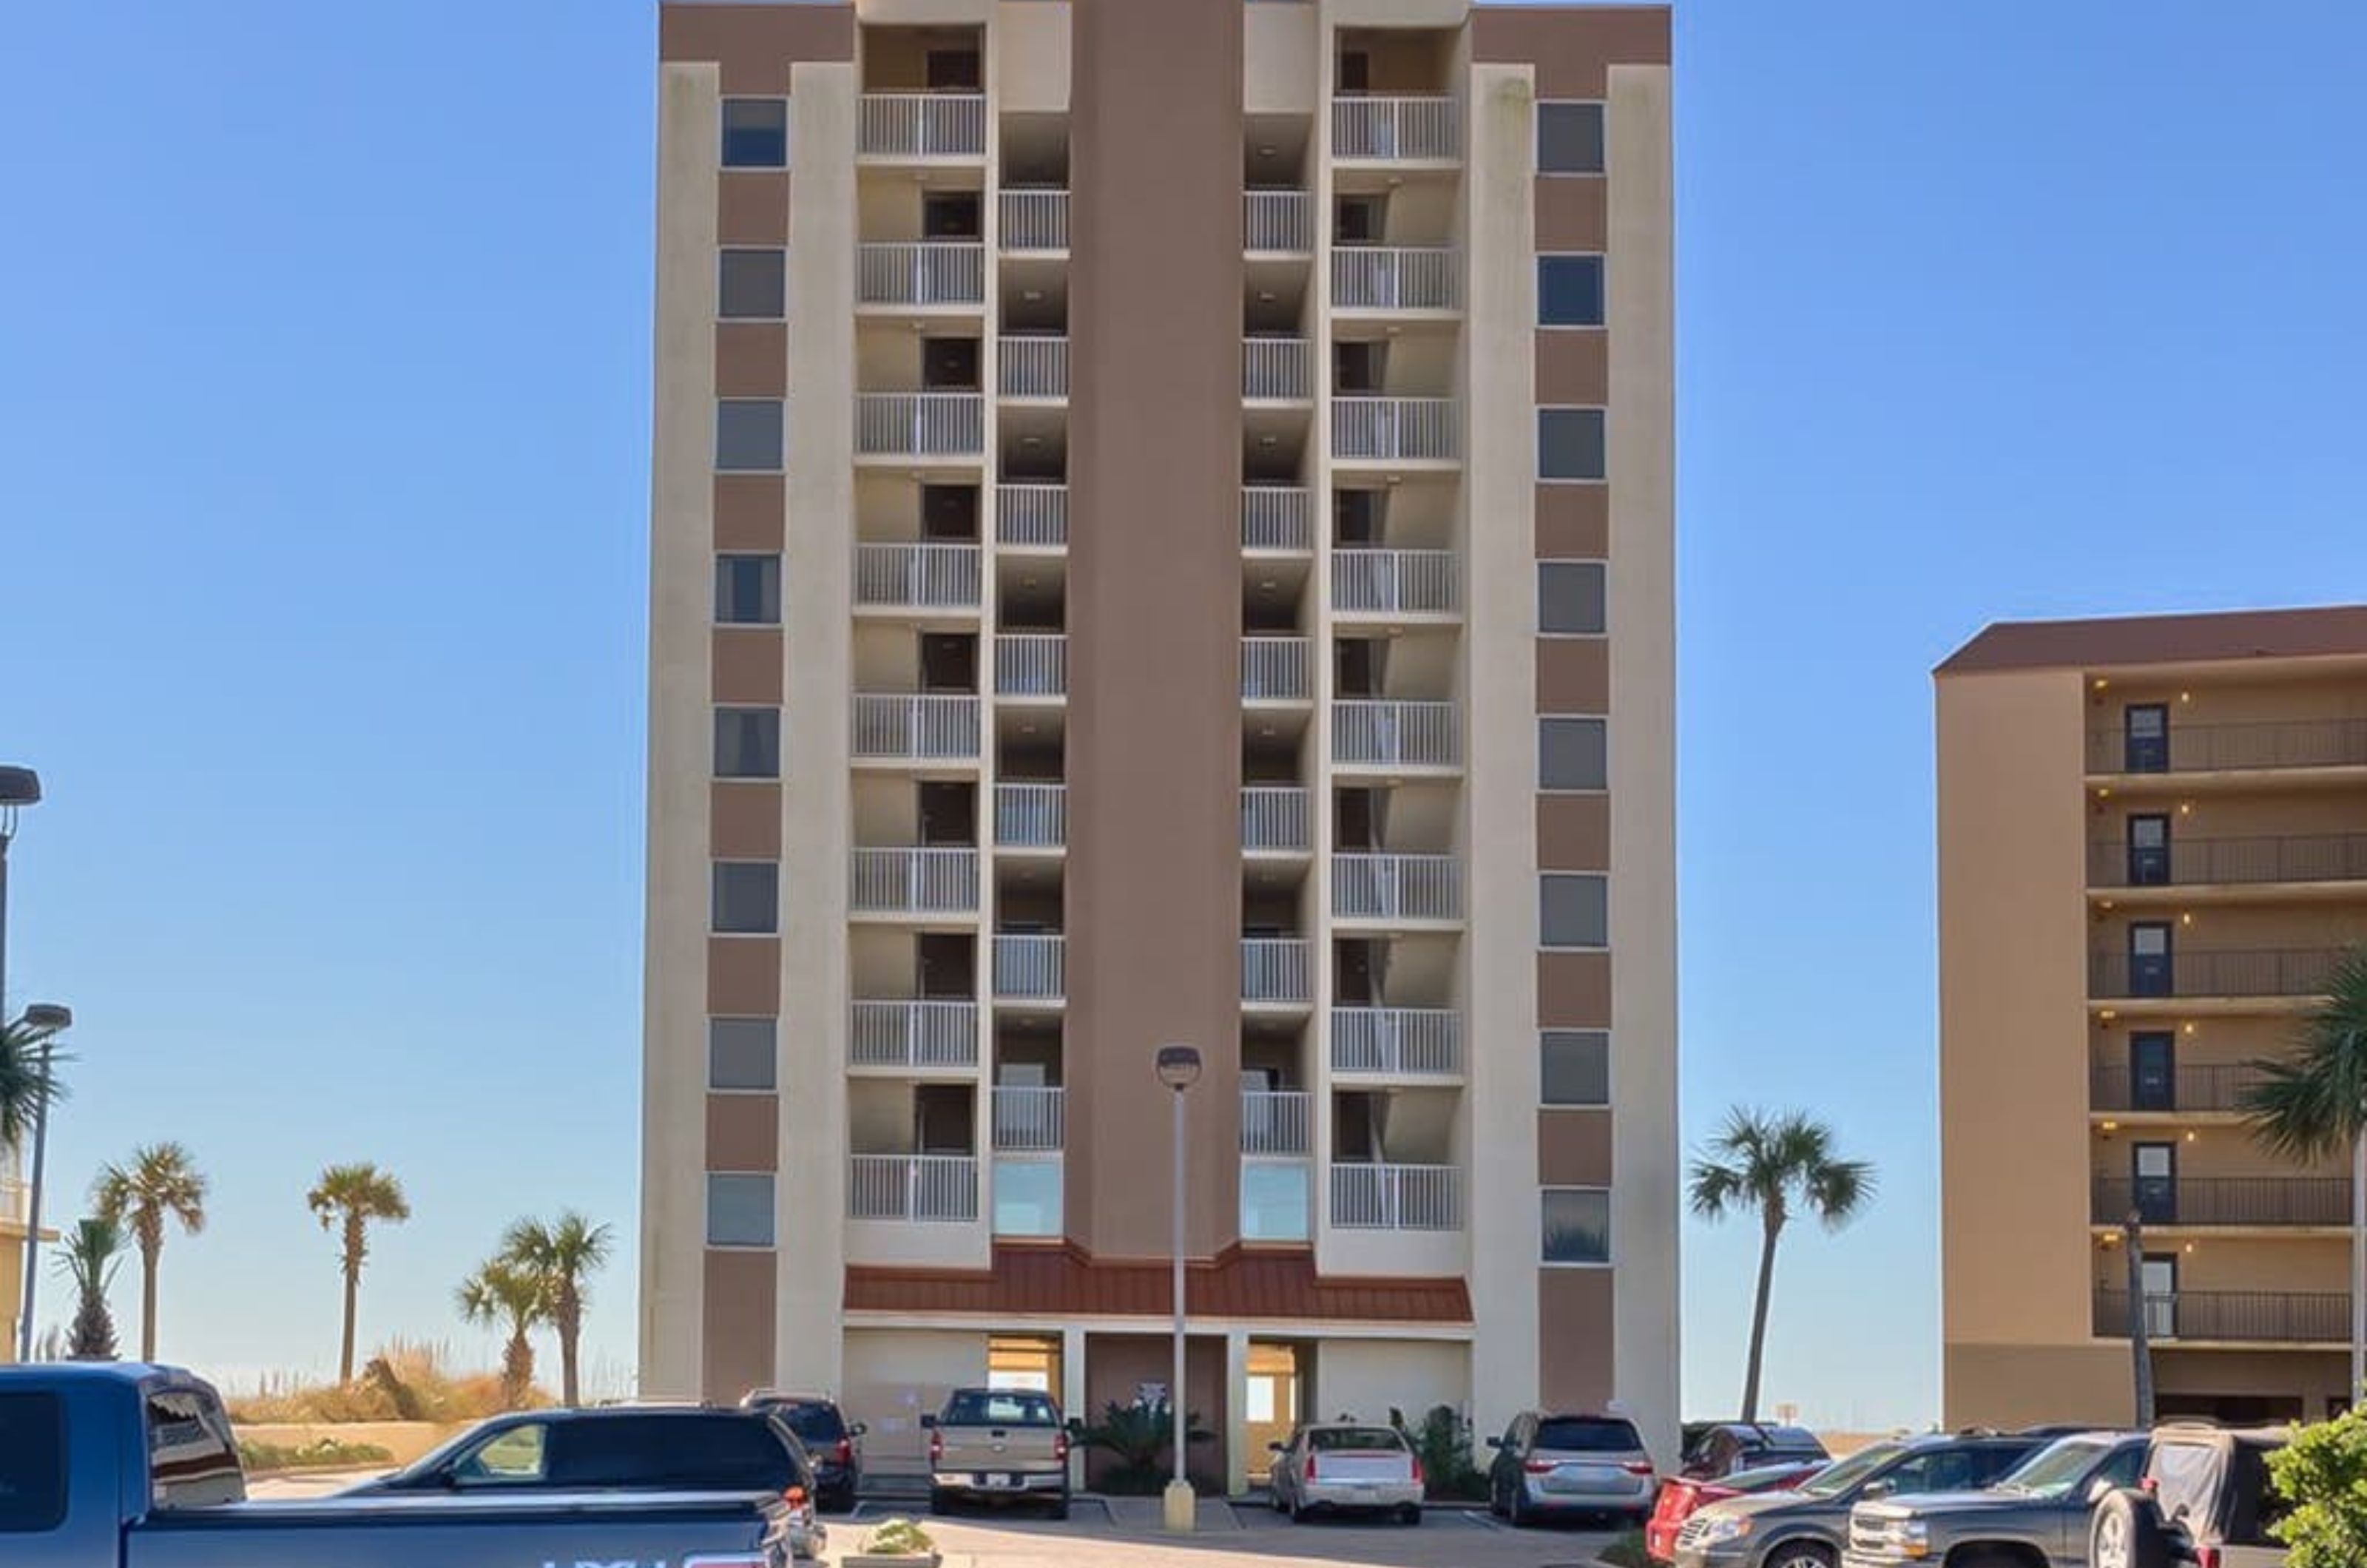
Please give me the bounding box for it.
[998,337,1069,399]
[994,634,1067,698]
[1241,787,1311,854]
[1241,487,1312,551]
[1244,189,1313,253]
[992,1087,1067,1152]
[1243,338,1311,400]
[1241,938,1310,1004]
[860,94,986,158]
[995,484,1069,547]
[1241,637,1312,701]
[999,189,1070,251]
[995,783,1067,848]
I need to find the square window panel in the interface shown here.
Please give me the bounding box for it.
[714,708,780,779]
[1544,1187,1610,1263]
[1539,408,1607,481]
[708,1018,777,1091]
[715,399,785,472]
[715,554,782,625]
[707,1172,776,1246]
[1542,1031,1610,1106]
[1537,102,1605,174]
[718,249,786,318]
[712,862,779,934]
[1539,255,1605,326]
[1541,873,1608,949]
[720,99,789,168]
[1539,561,1607,635]
[1539,716,1607,789]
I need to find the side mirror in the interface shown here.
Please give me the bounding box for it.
[1269,1441,1287,1454]
[1862,1480,1894,1501]
[849,1423,868,1439]
[1486,1436,1505,1450]
[919,1414,938,1430]
[1067,1416,1085,1436]
[2087,1478,2116,1505]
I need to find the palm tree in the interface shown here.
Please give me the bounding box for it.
[500,1212,612,1405]
[92,1143,209,1362]
[0,1017,67,1152]
[457,1260,550,1410]
[55,1215,126,1361]
[306,1163,412,1384]
[2241,945,2367,1399]
[1689,1107,1875,1422]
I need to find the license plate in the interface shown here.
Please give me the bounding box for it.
[977,1473,1016,1489]
[1351,1485,1378,1500]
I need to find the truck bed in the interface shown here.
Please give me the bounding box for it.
[126,1490,789,1568]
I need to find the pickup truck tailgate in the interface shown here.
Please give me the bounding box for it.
[939,1426,1060,1472]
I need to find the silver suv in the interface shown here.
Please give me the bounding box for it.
[1845,1430,2144,1568]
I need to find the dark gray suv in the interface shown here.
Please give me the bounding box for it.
[1675,1430,2046,1568]
[1844,1430,2145,1568]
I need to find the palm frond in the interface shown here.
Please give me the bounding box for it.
[2243,947,2367,1163]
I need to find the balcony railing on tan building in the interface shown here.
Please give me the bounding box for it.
[993,934,1065,1002]
[1241,787,1311,854]
[2088,1060,2266,1114]
[1243,338,1314,401]
[2087,946,2348,1000]
[854,543,982,612]
[1241,487,1312,552]
[1334,853,1463,922]
[1244,189,1313,253]
[2092,1175,2351,1228]
[1334,397,1459,462]
[994,635,1067,700]
[1242,637,1314,703]
[849,1154,979,1222]
[1332,1162,1462,1231]
[850,1001,979,1069]
[1332,1007,1462,1078]
[859,94,986,159]
[999,337,1068,400]
[1240,1089,1311,1155]
[994,783,1066,850]
[1334,700,1459,768]
[856,393,985,458]
[1331,95,1460,162]
[1241,939,1311,1005]
[852,695,981,763]
[999,189,1069,251]
[1332,247,1460,312]
[849,848,979,916]
[995,484,1067,548]
[2087,717,2367,777]
[2087,833,2367,888]
[857,242,986,307]
[2094,1288,2347,1344]
[990,1087,1066,1152]
[1331,549,1459,615]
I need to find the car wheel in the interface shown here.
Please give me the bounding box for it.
[1760,1544,1834,1568]
[1289,1497,1311,1524]
[2090,1490,2174,1568]
[927,1487,952,1517]
[1049,1491,1070,1521]
[1507,1484,1531,1529]
[1397,1503,1422,1527]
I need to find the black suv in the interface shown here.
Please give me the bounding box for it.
[1685,1423,1832,1480]
[2089,1423,2290,1568]
[742,1391,864,1513]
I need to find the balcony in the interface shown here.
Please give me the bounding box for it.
[1241,786,1311,854]
[1242,637,1314,703]
[1334,854,1463,923]
[2090,1061,2266,1114]
[2095,1288,2347,1345]
[1332,95,1460,163]
[0,1172,24,1228]
[857,243,986,308]
[1332,248,1460,313]
[1243,338,1314,402]
[999,337,1068,400]
[849,1154,980,1222]
[1240,1089,1311,1155]
[858,93,986,159]
[996,483,1068,549]
[1000,189,1069,252]
[1332,1162,1462,1231]
[993,934,1066,1003]
[849,848,979,916]
[991,1086,1066,1152]
[1244,189,1313,254]
[856,393,985,459]
[2089,834,2367,889]
[854,543,982,612]
[852,695,981,764]
[1332,1007,1462,1078]
[1334,700,1459,769]
[1242,938,1311,1006]
[994,634,1067,700]
[850,1001,979,1069]
[1334,397,1459,462]
[1331,550,1459,617]
[2088,947,2347,1001]
[2093,1176,2350,1229]
[1242,487,1312,552]
[2090,717,2367,778]
[995,783,1066,850]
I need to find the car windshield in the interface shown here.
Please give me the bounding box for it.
[944,1392,1059,1427]
[770,1405,845,1443]
[1723,1460,1816,1492]
[1537,1417,1644,1452]
[1996,1438,2114,1498]
[1799,1442,1905,1498]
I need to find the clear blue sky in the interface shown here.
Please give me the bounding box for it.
[4,1,2365,1427]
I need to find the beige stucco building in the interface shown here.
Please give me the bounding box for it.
[1,1145,30,1362]
[641,0,1678,1484]
[1939,605,2367,1428]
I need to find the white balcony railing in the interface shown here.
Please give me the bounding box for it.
[1240,1089,1312,1155]
[1332,1007,1463,1077]
[1333,247,1461,311]
[996,783,1067,849]
[854,543,982,610]
[859,93,987,158]
[1332,95,1460,162]
[1244,189,1314,253]
[996,483,1068,548]
[852,694,982,762]
[857,242,986,306]
[1241,786,1311,854]
[857,393,985,457]
[999,337,1068,399]
[992,1086,1066,1152]
[1334,700,1459,768]
[1242,637,1313,702]
[850,1000,980,1069]
[995,634,1067,699]
[849,1154,979,1222]
[1000,188,1069,251]
[1243,337,1313,401]
[1334,854,1462,922]
[1242,938,1311,1005]
[851,848,980,914]
[1333,1162,1462,1230]
[994,934,1066,1001]
[1241,487,1313,552]
[1331,549,1459,615]
[1334,397,1459,462]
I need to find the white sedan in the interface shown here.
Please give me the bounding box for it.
[1267,1424,1425,1524]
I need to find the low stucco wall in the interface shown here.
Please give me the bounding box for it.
[234,1420,464,1467]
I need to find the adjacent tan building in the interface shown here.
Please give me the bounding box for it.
[1939,605,2367,1427]
[641,0,1678,1483]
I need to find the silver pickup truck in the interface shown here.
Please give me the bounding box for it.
[923,1387,1076,1518]
[1845,1430,2144,1568]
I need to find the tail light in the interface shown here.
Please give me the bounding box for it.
[1053,1430,1070,1464]
[1411,1455,1425,1486]
[1305,1453,1319,1481]
[834,1437,854,1467]
[2192,1552,2220,1568]
[1524,1459,1558,1474]
[928,1429,944,1465]
[782,1485,808,1511]
[1624,1461,1657,1478]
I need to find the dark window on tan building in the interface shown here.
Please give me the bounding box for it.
[1541,873,1609,949]
[1540,716,1608,790]
[1539,408,1607,481]
[720,99,789,168]
[715,554,782,625]
[707,1173,776,1246]
[716,399,785,472]
[1542,1030,1610,1106]
[1543,1186,1611,1264]
[1537,102,1605,175]
[1539,255,1604,326]
[709,1018,777,1091]
[712,862,779,934]
[719,250,786,319]
[715,708,780,779]
[1539,561,1607,635]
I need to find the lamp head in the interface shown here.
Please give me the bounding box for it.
[1155,1044,1202,1092]
[19,1003,71,1035]
[0,766,39,809]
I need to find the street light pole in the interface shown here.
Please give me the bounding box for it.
[12,1003,71,1365]
[0,766,45,1363]
[1155,1044,1202,1534]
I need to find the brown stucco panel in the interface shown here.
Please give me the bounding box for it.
[715,322,787,397]
[706,1092,780,1172]
[662,3,855,92]
[1535,180,1608,252]
[1084,1334,1231,1489]
[1471,6,1670,95]
[1539,1108,1614,1187]
[1939,604,2367,675]
[1536,793,1611,871]
[712,627,785,704]
[711,782,783,859]
[1537,638,1610,712]
[1539,950,1612,1028]
[1536,484,1610,559]
[1539,1267,1616,1411]
[713,475,786,551]
[718,173,791,246]
[1535,329,1608,407]
[702,1248,779,1400]
[707,937,782,1014]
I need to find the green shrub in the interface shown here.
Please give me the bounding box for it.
[2268,1407,2367,1567]
[1397,1404,1490,1502]
[859,1517,937,1556]
[237,1436,395,1473]
[1081,1400,1216,1493]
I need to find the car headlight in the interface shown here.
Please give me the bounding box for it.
[1694,1514,1755,1545]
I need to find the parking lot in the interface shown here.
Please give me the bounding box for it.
[845,1502,1619,1567]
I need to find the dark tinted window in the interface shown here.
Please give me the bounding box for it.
[1885,1449,1976,1495]
[719,251,786,320]
[1536,1417,1643,1453]
[1539,409,1607,481]
[147,1389,244,1509]
[943,1391,1059,1427]
[1539,717,1607,790]
[1972,1444,2039,1484]
[1541,873,1610,949]
[0,1392,67,1532]
[1310,1427,1405,1452]
[1539,561,1607,634]
[715,555,782,624]
[1542,1030,1610,1107]
[721,100,789,168]
[712,862,779,934]
[1538,102,1606,174]
[547,1414,797,1490]
[715,707,781,778]
[1539,255,1605,326]
[771,1403,848,1444]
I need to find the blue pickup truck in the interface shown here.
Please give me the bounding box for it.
[1,1362,810,1567]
